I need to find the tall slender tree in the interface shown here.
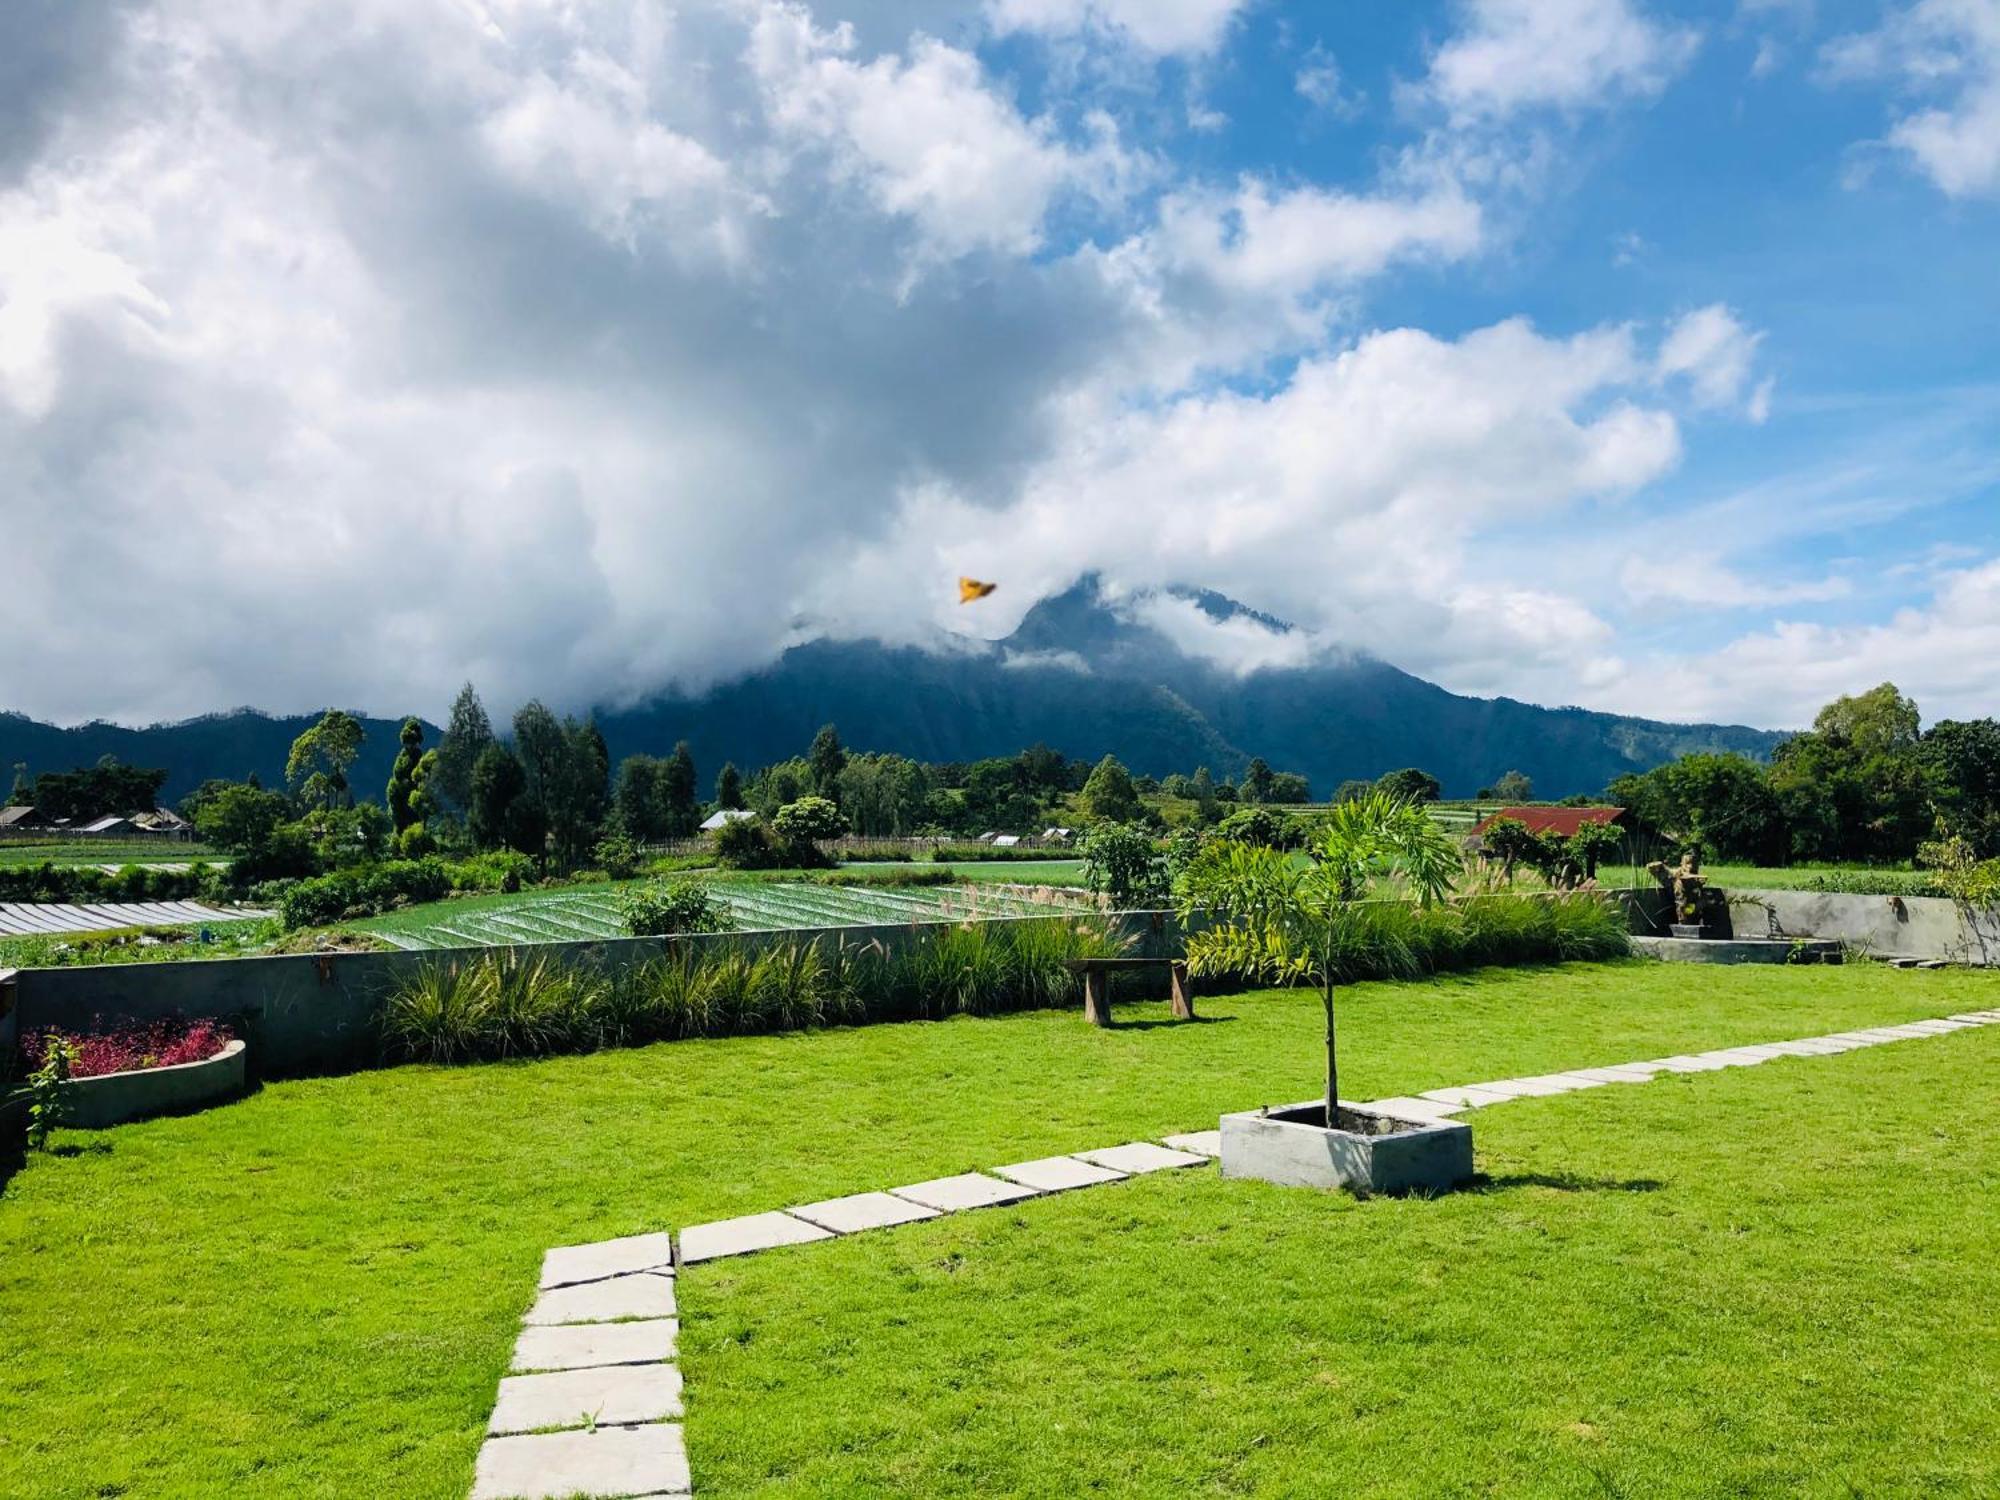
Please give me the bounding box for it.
[715,761,744,810]
[386,718,426,833]
[433,682,494,812]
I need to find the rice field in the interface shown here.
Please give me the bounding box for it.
[356,878,1080,951]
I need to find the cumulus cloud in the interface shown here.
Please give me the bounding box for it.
[1823,0,2000,198]
[1618,554,1849,609]
[1423,0,1701,120]
[1619,554,2000,725]
[0,0,1789,732]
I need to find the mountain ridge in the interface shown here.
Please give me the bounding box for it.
[1,580,1784,805]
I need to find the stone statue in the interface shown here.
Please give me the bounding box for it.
[1646,847,1711,935]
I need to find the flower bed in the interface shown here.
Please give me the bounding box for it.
[23,1017,236,1079]
[20,1019,247,1129]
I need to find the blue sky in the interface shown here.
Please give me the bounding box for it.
[2,0,1996,729]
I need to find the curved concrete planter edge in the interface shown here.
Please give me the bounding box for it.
[67,1038,248,1129]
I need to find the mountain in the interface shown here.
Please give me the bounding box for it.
[0,580,1785,805]
[590,578,1782,797]
[0,709,432,810]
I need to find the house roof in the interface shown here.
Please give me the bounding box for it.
[76,814,135,834]
[0,804,44,828]
[1473,806,1625,838]
[699,808,756,831]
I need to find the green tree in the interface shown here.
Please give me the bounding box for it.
[1242,757,1275,804]
[662,741,699,837]
[191,782,293,854]
[1489,770,1533,803]
[386,718,426,833]
[1182,793,1461,1128]
[1081,755,1142,823]
[1375,767,1442,803]
[715,761,745,810]
[468,743,530,855]
[1081,822,1168,907]
[1266,771,1311,804]
[1921,718,2000,856]
[433,682,493,812]
[809,724,848,800]
[772,796,845,863]
[614,755,667,841]
[1190,766,1219,824]
[286,710,364,813]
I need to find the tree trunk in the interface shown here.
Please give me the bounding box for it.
[1323,973,1338,1131]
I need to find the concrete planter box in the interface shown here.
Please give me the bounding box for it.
[1219,1100,1474,1195]
[66,1039,248,1129]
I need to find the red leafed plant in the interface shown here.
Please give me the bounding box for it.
[20,1017,234,1080]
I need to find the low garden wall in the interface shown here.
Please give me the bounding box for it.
[66,1038,249,1128]
[1723,890,2000,966]
[0,913,1185,1078]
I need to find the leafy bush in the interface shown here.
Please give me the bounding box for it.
[1186,890,1629,989]
[0,862,214,904]
[378,916,1124,1063]
[1081,823,1169,908]
[809,868,956,889]
[618,878,736,937]
[593,831,642,880]
[449,850,536,892]
[1212,806,1304,850]
[713,814,788,869]
[25,1036,75,1150]
[277,858,452,929]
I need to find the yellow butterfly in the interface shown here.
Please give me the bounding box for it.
[958,577,998,604]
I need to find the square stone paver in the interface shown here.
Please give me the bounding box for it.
[1569,1067,1654,1084]
[1162,1130,1223,1156]
[526,1273,676,1327]
[489,1364,685,1435]
[789,1192,941,1235]
[539,1232,676,1291]
[679,1211,834,1265]
[512,1318,677,1374]
[1358,1096,1466,1120]
[1538,1073,1611,1090]
[891,1173,1043,1213]
[1468,1076,1576,1097]
[1649,1055,1727,1072]
[992,1155,1128,1191]
[472,1424,688,1499]
[1421,1085,1514,1108]
[1073,1142,1209,1175]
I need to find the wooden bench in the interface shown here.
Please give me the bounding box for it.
[1065,957,1194,1027]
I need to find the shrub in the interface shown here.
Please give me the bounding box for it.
[593,831,642,881]
[277,858,452,929]
[0,862,211,904]
[449,850,535,893]
[1081,823,1169,908]
[713,815,788,870]
[619,878,737,937]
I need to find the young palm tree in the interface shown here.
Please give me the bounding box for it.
[1182,792,1461,1128]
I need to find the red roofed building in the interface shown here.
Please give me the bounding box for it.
[1472,806,1625,839]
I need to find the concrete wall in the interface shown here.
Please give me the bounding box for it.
[1723,889,2000,965]
[1,911,1185,1077]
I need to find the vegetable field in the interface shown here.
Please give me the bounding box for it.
[359,878,1079,951]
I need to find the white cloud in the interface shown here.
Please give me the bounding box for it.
[1125,594,1318,674]
[815,315,1686,700]
[1295,44,1363,118]
[750,3,1140,261]
[1655,304,1771,418]
[1618,554,1850,608]
[984,0,1250,57]
[1424,0,1701,120]
[1824,0,2000,198]
[1623,554,2000,725]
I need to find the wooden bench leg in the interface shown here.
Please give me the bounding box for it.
[1169,961,1195,1020]
[1082,969,1113,1027]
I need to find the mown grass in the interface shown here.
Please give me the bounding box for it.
[0,961,1994,1497]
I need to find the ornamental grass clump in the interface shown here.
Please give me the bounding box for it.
[377,915,1125,1064]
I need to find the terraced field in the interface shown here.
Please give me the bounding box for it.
[358,878,1079,951]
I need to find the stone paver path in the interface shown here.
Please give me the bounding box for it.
[470,1005,2000,1496]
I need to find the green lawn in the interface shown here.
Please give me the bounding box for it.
[2,961,1995,1497]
